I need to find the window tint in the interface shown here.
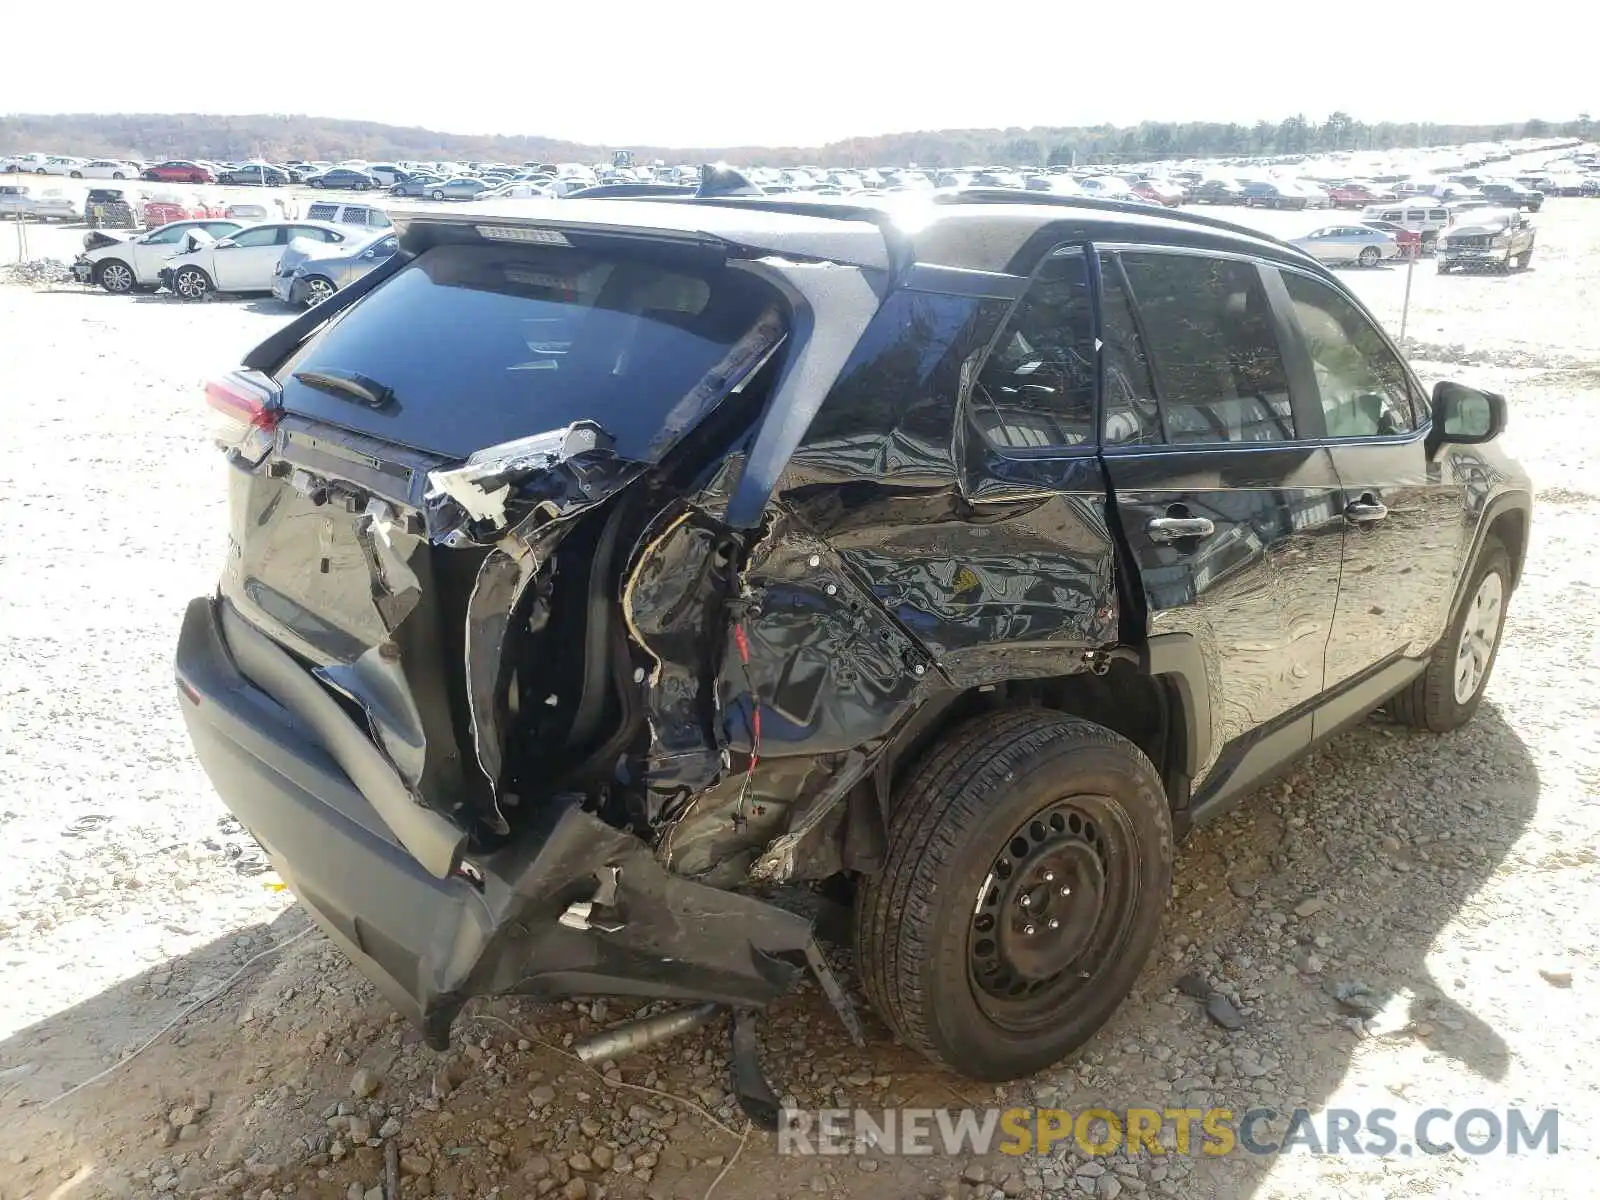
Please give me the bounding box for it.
[1118,252,1295,444]
[1097,254,1161,446]
[971,247,1096,450]
[145,224,184,244]
[278,243,785,460]
[202,221,241,239]
[229,226,286,248]
[1281,271,1416,438]
[290,225,340,243]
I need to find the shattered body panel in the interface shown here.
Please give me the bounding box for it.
[182,215,1122,1041]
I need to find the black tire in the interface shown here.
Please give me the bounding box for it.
[1517,250,1533,270]
[1437,262,1452,274]
[94,259,136,294]
[855,710,1173,1081]
[1358,245,1381,268]
[70,170,83,179]
[112,171,125,180]
[310,178,323,188]
[431,189,445,201]
[1388,537,1510,732]
[172,266,212,302]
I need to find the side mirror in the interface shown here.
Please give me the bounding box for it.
[1430,381,1505,449]
[213,237,236,249]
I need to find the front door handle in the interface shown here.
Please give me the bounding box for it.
[1147,516,1216,542]
[1344,498,1389,524]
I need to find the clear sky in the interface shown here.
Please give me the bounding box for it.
[4,1,1592,147]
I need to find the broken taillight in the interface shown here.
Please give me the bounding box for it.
[205,370,283,465]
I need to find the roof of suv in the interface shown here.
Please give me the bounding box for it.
[392,191,1315,277]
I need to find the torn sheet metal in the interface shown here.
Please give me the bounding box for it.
[647,507,939,882]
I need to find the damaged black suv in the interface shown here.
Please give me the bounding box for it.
[176,188,1530,1092]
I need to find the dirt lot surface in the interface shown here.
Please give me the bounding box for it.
[2,191,1598,1200]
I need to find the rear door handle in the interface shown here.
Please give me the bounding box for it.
[1146,516,1216,542]
[1344,499,1389,523]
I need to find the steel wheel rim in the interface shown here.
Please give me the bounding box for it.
[103,263,132,292]
[1454,570,1504,703]
[305,279,333,306]
[967,795,1140,1032]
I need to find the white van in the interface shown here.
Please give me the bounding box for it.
[1360,202,1452,250]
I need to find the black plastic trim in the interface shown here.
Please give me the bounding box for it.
[1140,632,1211,776]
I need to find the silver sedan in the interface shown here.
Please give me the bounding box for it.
[1288,224,1399,268]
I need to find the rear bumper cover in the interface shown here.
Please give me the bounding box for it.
[174,596,811,1046]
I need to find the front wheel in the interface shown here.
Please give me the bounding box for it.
[95,259,135,294]
[302,275,336,306]
[1388,537,1510,732]
[1516,249,1533,269]
[1358,245,1381,268]
[172,266,211,301]
[310,178,323,188]
[855,711,1173,1081]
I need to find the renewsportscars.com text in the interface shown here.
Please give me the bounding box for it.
[778,1106,1560,1158]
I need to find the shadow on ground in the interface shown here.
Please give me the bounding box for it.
[0,704,1539,1200]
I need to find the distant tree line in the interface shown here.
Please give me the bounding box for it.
[0,111,1591,169]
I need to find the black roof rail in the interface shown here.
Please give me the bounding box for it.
[928,187,1290,242]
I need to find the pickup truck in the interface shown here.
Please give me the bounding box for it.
[1436,208,1537,273]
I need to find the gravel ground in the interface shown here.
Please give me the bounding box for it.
[1,194,1597,1200]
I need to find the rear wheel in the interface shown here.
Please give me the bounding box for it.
[172,266,211,301]
[1388,537,1510,732]
[112,171,125,180]
[1516,249,1533,269]
[1358,245,1381,268]
[855,711,1173,1081]
[431,189,445,201]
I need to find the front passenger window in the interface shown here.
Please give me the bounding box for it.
[1280,271,1417,437]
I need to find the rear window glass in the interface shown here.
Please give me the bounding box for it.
[278,243,784,460]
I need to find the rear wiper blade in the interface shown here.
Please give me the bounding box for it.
[292,368,395,409]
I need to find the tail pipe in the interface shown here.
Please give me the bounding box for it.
[571,1002,722,1064]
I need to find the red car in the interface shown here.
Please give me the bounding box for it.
[141,160,216,184]
[1130,179,1185,207]
[1329,182,1398,209]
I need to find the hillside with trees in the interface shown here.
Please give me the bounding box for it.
[1,111,1591,167]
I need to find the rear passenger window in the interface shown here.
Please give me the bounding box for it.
[1118,252,1295,444]
[1097,254,1161,446]
[1280,271,1417,437]
[971,246,1096,450]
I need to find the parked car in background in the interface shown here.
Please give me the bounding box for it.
[143,160,216,184]
[389,174,444,196]
[72,218,244,292]
[1360,202,1452,253]
[272,229,400,307]
[303,201,393,230]
[84,187,144,229]
[39,155,88,176]
[217,163,290,186]
[161,220,355,300]
[1358,218,1424,257]
[1240,181,1308,209]
[307,167,381,191]
[0,184,80,221]
[1476,181,1543,211]
[1076,176,1134,199]
[1130,179,1184,206]
[475,181,555,200]
[2,152,50,173]
[1436,209,1536,273]
[77,159,141,180]
[1328,182,1397,208]
[425,177,490,201]
[1288,223,1399,267]
[1192,178,1245,204]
